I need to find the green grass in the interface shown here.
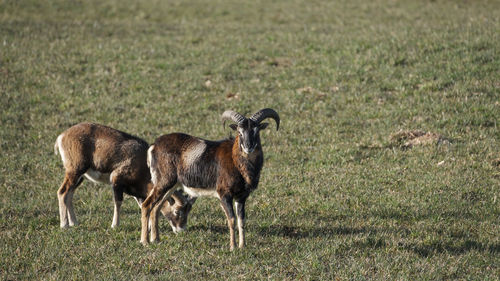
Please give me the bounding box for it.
[1,0,499,279]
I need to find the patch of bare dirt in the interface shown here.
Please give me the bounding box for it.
[226,92,240,100]
[268,57,292,67]
[297,86,327,100]
[390,130,449,148]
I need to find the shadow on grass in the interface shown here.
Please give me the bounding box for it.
[403,240,500,257]
[183,221,500,258]
[190,222,374,239]
[256,224,375,239]
[190,224,227,234]
[258,224,499,257]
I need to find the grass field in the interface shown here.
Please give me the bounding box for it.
[1,0,499,279]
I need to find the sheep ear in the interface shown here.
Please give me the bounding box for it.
[167,197,175,206]
[229,124,238,131]
[258,123,269,130]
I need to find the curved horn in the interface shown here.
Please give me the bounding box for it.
[249,108,280,130]
[221,110,246,128]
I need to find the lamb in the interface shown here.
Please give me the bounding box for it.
[54,122,192,232]
[140,108,280,250]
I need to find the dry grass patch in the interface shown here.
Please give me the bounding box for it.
[390,130,449,148]
[297,86,327,100]
[267,57,293,67]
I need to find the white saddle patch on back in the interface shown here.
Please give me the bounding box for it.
[182,140,206,167]
[182,184,219,199]
[84,169,111,184]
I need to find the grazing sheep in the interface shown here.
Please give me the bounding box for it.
[54,122,192,231]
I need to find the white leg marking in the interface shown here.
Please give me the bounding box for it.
[111,200,122,228]
[67,188,78,226]
[58,193,68,228]
[237,217,245,243]
[235,202,245,248]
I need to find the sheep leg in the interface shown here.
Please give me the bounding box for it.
[111,184,124,228]
[66,176,83,226]
[57,172,83,228]
[220,195,236,251]
[150,189,175,243]
[235,199,246,249]
[141,183,175,245]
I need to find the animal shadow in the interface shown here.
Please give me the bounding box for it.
[190,224,227,234]
[257,224,375,239]
[403,240,500,257]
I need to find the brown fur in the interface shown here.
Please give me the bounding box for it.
[142,109,279,249]
[55,122,190,230]
[141,133,265,249]
[57,123,150,196]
